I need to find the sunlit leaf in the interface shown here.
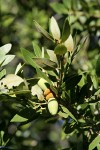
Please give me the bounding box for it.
[97,142,100,150]
[50,16,61,40]
[60,105,77,122]
[32,42,42,57]
[0,85,9,94]
[15,63,22,75]
[47,70,58,77]
[0,43,12,55]
[0,131,4,146]
[11,107,38,122]
[89,135,100,150]
[47,49,58,63]
[11,114,28,122]
[64,34,74,52]
[0,74,24,89]
[31,84,44,100]
[1,55,15,66]
[0,55,5,66]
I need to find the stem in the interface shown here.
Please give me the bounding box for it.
[57,55,65,97]
[64,52,71,77]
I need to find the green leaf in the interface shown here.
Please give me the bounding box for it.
[21,48,53,85]
[50,85,58,95]
[71,0,79,10]
[0,131,4,145]
[0,43,12,55]
[54,44,67,55]
[3,16,14,28]
[50,2,68,14]
[21,48,40,69]
[79,103,88,110]
[96,54,100,77]
[63,0,72,9]
[9,90,30,95]
[78,83,88,103]
[87,74,92,88]
[32,42,42,57]
[33,20,53,41]
[10,107,38,123]
[47,70,58,77]
[94,89,100,96]
[89,135,100,150]
[58,111,69,118]
[78,75,92,103]
[64,74,82,90]
[61,18,70,42]
[43,48,50,59]
[33,58,57,70]
[97,142,100,150]
[10,114,28,122]
[0,69,6,79]
[22,47,57,70]
[60,105,77,122]
[36,68,52,85]
[71,35,88,61]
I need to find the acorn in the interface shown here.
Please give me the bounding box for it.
[38,78,58,115]
[46,92,54,100]
[48,98,58,115]
[44,88,51,96]
[38,78,48,91]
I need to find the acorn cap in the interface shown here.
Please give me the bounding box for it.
[48,98,58,115]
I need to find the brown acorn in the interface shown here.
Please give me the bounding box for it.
[44,88,51,96]
[46,92,54,100]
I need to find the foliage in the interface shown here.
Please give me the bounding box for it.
[0,0,49,50]
[0,15,100,150]
[0,0,100,150]
[50,0,100,62]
